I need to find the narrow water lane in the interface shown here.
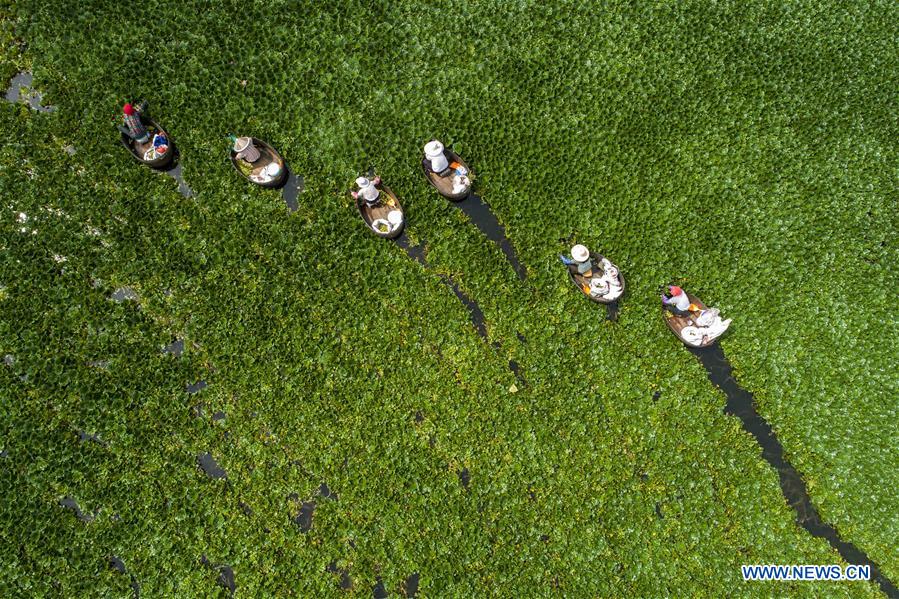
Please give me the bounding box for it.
[281,170,303,212]
[394,233,487,339]
[453,194,527,280]
[691,345,898,598]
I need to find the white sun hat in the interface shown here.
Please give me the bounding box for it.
[387,210,403,226]
[356,176,379,202]
[424,140,444,157]
[234,136,261,163]
[361,185,380,202]
[571,244,590,263]
[424,139,449,172]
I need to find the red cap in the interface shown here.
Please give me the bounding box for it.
[123,103,135,116]
[669,285,683,296]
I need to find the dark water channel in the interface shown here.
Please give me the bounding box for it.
[452,193,526,280]
[691,345,897,598]
[403,572,420,597]
[394,233,487,339]
[605,300,620,322]
[159,155,194,198]
[196,452,226,479]
[201,555,235,595]
[109,556,141,598]
[393,232,527,390]
[280,169,303,212]
[326,561,353,590]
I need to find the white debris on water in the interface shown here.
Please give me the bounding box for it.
[111,287,139,302]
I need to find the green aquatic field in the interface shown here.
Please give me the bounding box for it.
[1,1,896,596]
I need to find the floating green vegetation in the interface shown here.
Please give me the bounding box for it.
[0,1,896,596]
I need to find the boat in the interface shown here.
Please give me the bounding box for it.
[120,116,175,169]
[355,183,405,239]
[567,257,626,305]
[229,138,288,188]
[421,148,472,201]
[662,291,721,348]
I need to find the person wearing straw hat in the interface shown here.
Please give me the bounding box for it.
[351,176,382,205]
[560,244,602,276]
[424,140,450,174]
[423,140,470,195]
[232,136,261,163]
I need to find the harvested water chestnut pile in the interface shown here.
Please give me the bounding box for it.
[1,2,896,597]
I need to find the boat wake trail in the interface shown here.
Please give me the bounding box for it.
[691,345,897,598]
[394,233,487,339]
[454,194,527,280]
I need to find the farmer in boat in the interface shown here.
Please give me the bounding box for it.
[232,136,261,163]
[352,176,382,205]
[560,244,598,276]
[424,140,470,194]
[424,140,449,173]
[119,102,150,143]
[661,285,694,316]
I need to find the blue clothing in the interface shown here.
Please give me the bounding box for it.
[577,260,593,275]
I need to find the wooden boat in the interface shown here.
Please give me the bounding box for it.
[421,149,472,201]
[120,116,175,169]
[662,292,720,348]
[229,138,288,188]
[567,257,626,305]
[355,184,405,239]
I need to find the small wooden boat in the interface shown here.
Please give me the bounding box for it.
[120,116,175,169]
[662,292,720,348]
[421,149,472,201]
[229,138,288,188]
[568,257,626,305]
[355,184,405,239]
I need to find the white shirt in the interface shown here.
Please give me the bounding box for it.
[668,292,690,311]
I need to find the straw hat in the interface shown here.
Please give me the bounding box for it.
[571,244,589,263]
[233,137,252,153]
[355,177,379,201]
